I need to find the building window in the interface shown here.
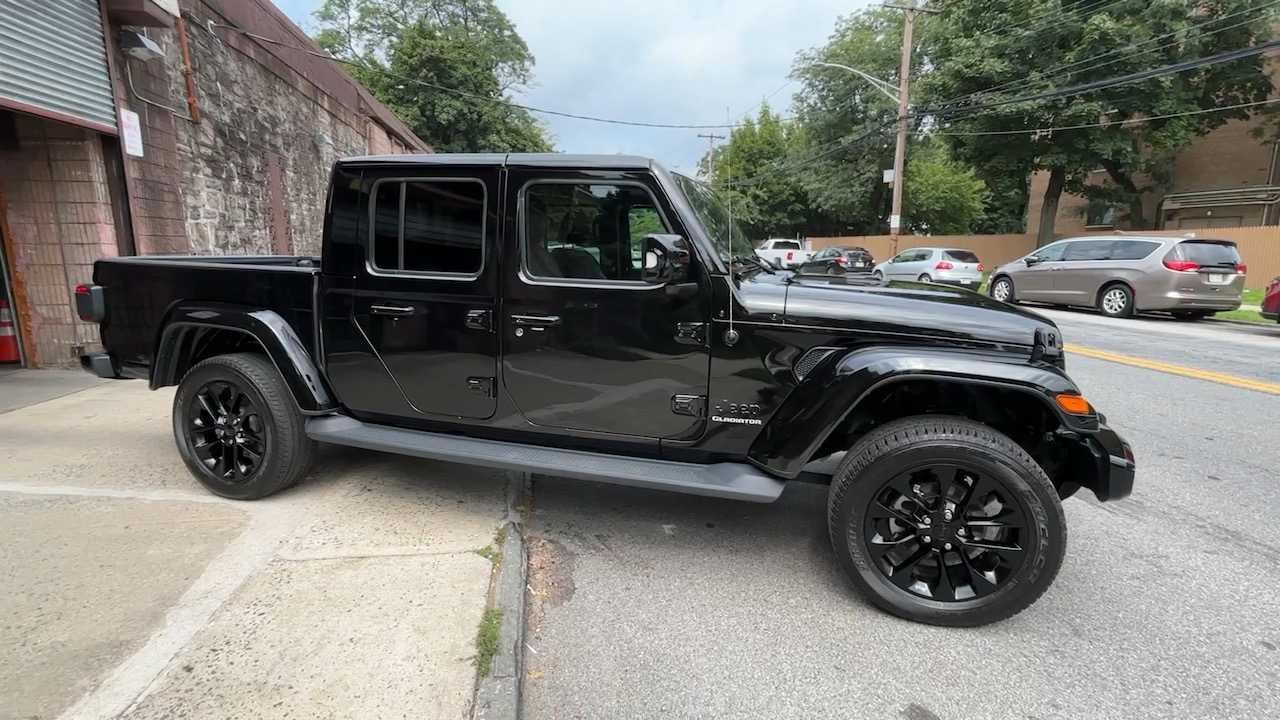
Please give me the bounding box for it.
[371,179,485,275]
[1086,199,1115,228]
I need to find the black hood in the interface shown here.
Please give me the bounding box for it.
[736,272,1057,348]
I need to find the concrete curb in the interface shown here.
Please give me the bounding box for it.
[473,471,530,720]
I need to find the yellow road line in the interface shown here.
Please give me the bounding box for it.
[1065,343,1280,395]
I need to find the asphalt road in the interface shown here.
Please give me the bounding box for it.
[521,311,1280,720]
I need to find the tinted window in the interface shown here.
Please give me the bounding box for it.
[1064,241,1114,261]
[526,183,669,281]
[841,247,870,257]
[1111,240,1160,260]
[772,240,802,249]
[910,249,932,262]
[1033,243,1068,262]
[943,250,980,263]
[1171,241,1242,267]
[371,180,485,275]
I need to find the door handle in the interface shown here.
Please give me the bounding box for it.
[510,314,561,329]
[1049,267,1064,272]
[371,304,415,317]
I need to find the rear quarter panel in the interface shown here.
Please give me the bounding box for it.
[95,258,319,378]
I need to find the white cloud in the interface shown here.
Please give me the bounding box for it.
[276,0,865,172]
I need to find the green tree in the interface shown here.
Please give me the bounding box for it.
[921,0,1278,245]
[314,0,553,152]
[903,139,990,234]
[700,104,813,239]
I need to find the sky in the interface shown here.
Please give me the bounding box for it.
[274,0,863,172]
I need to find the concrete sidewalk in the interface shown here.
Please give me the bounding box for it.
[0,382,506,720]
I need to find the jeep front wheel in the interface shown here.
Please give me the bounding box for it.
[827,416,1065,626]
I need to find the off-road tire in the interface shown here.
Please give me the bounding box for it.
[173,352,316,500]
[1098,283,1135,318]
[826,415,1066,627]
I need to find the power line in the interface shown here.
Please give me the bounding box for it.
[197,19,771,130]
[945,0,1280,104]
[921,37,1280,120]
[925,96,1280,136]
[717,122,895,187]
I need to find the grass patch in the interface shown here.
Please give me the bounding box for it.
[475,607,503,676]
[1214,308,1271,323]
[495,524,508,547]
[474,545,499,563]
[1242,288,1264,306]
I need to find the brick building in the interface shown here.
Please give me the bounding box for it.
[0,0,427,369]
[1028,107,1280,237]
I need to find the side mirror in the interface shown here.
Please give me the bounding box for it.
[642,234,691,285]
[1024,256,1042,267]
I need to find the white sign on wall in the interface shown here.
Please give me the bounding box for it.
[152,0,180,17]
[120,109,144,157]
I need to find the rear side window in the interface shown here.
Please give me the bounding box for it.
[371,179,486,275]
[772,240,802,249]
[943,250,980,263]
[1110,240,1160,260]
[1170,241,1242,268]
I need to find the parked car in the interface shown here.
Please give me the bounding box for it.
[76,152,1134,627]
[1262,275,1280,322]
[873,247,984,287]
[755,238,814,269]
[797,245,876,275]
[987,235,1246,319]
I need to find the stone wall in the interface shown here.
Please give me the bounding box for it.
[0,115,118,366]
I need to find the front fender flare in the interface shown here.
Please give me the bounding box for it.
[152,302,334,413]
[748,346,1096,478]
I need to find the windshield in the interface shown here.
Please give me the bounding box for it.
[671,173,756,265]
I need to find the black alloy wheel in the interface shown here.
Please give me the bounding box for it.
[186,380,267,483]
[827,416,1065,626]
[864,463,1028,602]
[173,353,315,500]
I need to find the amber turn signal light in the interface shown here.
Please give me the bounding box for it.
[1055,394,1092,414]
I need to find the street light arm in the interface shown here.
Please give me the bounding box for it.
[809,61,901,104]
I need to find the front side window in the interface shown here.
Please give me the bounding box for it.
[371,179,485,275]
[525,182,670,282]
[1064,241,1115,261]
[1032,243,1068,262]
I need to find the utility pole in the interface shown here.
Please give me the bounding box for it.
[698,132,726,178]
[884,2,939,251]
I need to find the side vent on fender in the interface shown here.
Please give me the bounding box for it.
[793,346,840,382]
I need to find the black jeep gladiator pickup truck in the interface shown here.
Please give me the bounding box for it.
[77,153,1134,626]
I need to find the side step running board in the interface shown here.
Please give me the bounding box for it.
[306,415,786,503]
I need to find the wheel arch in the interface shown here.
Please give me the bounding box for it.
[1095,279,1134,306]
[748,346,1099,484]
[153,302,334,414]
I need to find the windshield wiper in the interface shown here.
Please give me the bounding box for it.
[731,252,776,275]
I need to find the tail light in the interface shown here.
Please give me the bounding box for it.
[1163,259,1200,272]
[1236,263,1247,274]
[786,251,794,261]
[977,262,984,272]
[935,261,954,270]
[836,255,849,266]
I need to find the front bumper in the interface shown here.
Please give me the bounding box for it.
[1084,422,1135,502]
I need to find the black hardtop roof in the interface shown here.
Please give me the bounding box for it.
[337,152,658,171]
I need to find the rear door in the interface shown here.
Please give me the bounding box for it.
[1165,239,1246,300]
[337,167,501,420]
[1054,239,1115,304]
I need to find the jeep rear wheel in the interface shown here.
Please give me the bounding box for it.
[173,353,316,500]
[827,416,1065,627]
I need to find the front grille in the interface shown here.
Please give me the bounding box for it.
[793,347,839,381]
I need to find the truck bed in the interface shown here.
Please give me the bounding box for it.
[91,255,321,379]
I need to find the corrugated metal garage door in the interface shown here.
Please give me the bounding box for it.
[0,0,117,131]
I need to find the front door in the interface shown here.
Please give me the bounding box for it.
[1016,241,1069,300]
[346,169,500,420]
[501,172,711,439]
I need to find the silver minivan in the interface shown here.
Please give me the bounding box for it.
[988,235,1246,319]
[872,247,984,287]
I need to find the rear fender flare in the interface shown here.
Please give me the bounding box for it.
[152,302,334,413]
[748,346,1095,478]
